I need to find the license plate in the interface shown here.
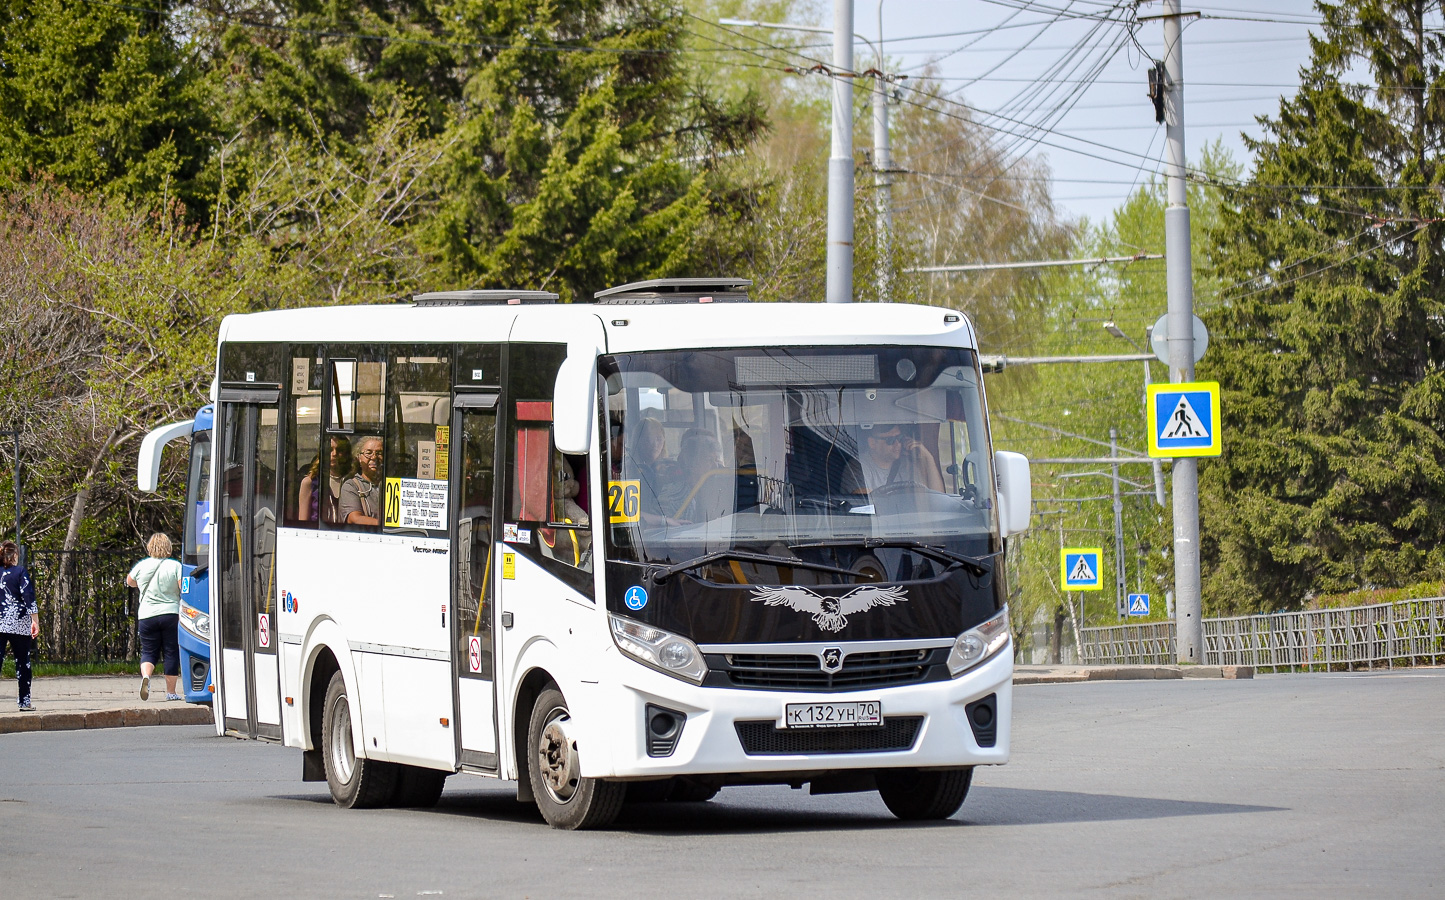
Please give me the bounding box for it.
[783,701,882,729]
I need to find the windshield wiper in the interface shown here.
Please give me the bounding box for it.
[790,539,999,577]
[646,550,857,584]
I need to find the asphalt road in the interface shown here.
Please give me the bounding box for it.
[2,671,1441,899]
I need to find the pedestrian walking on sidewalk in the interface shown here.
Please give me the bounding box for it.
[0,540,38,711]
[126,533,184,701]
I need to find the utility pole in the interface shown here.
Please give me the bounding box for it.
[827,0,855,304]
[871,1,892,303]
[1159,0,1203,663]
[873,67,892,302]
[1144,326,1167,506]
[1111,428,1126,617]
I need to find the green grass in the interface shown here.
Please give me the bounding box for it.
[1,659,136,678]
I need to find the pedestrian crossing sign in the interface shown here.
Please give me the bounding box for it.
[1061,548,1103,591]
[1147,381,1221,458]
[1127,593,1150,616]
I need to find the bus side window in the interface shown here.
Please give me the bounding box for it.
[503,343,593,590]
[287,348,324,528]
[384,348,452,534]
[324,353,386,530]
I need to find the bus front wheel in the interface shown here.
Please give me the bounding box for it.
[876,767,973,821]
[321,671,397,809]
[527,687,625,830]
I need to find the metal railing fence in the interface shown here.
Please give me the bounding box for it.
[24,549,138,663]
[1081,597,1445,671]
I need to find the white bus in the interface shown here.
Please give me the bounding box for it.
[206,279,1031,829]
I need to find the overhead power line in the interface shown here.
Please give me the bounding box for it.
[906,253,1163,274]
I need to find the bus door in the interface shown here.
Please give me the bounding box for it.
[451,393,501,770]
[216,394,283,741]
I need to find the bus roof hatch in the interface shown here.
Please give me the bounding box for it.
[413,290,559,306]
[593,278,751,304]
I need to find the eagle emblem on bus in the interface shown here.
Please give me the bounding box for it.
[749,584,908,633]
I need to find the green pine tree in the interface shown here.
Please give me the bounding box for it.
[0,0,212,206]
[1200,0,1445,613]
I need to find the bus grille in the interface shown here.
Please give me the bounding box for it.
[718,649,937,691]
[734,716,924,755]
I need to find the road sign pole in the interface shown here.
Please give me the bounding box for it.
[1162,0,1203,663]
[826,0,855,304]
[1111,428,1126,617]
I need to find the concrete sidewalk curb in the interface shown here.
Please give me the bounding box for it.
[1015,664,1254,685]
[0,705,214,735]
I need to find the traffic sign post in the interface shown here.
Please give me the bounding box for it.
[1147,381,1221,458]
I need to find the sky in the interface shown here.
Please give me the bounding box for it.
[796,1,1323,227]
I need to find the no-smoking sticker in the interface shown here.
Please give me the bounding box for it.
[257,613,270,649]
[467,635,482,674]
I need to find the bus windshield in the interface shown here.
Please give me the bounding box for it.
[183,431,212,567]
[601,346,996,569]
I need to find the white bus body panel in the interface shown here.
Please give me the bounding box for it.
[276,528,454,768]
[496,549,608,781]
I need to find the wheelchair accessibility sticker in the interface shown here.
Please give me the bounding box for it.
[625,585,648,611]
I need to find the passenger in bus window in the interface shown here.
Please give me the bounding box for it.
[626,417,673,523]
[541,456,592,571]
[664,430,730,523]
[555,456,589,527]
[338,436,384,526]
[298,436,352,524]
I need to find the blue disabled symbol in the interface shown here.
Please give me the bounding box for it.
[625,585,648,611]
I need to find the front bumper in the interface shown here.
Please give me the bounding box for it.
[177,628,212,704]
[586,644,1012,779]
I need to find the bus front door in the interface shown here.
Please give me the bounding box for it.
[216,399,283,741]
[451,396,501,770]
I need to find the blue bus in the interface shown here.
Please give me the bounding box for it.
[138,405,214,703]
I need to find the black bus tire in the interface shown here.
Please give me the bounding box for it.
[527,687,625,830]
[877,767,973,821]
[321,670,397,809]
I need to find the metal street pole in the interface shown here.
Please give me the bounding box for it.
[827,0,855,303]
[717,15,885,303]
[1103,321,1167,508]
[1111,428,1126,617]
[1145,326,1167,506]
[1161,0,1203,663]
[872,2,891,302]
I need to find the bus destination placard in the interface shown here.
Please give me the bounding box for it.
[384,478,449,530]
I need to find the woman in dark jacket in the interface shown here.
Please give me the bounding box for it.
[0,540,38,711]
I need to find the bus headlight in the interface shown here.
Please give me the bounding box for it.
[948,607,1010,677]
[180,601,211,640]
[608,613,708,685]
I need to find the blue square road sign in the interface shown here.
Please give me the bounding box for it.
[1147,381,1221,458]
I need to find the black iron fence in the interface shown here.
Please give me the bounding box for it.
[25,549,139,663]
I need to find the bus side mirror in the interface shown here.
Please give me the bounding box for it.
[994,450,1032,537]
[553,354,597,455]
[137,419,195,493]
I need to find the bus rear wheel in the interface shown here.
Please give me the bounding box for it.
[321,671,396,809]
[527,687,625,830]
[876,767,973,821]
